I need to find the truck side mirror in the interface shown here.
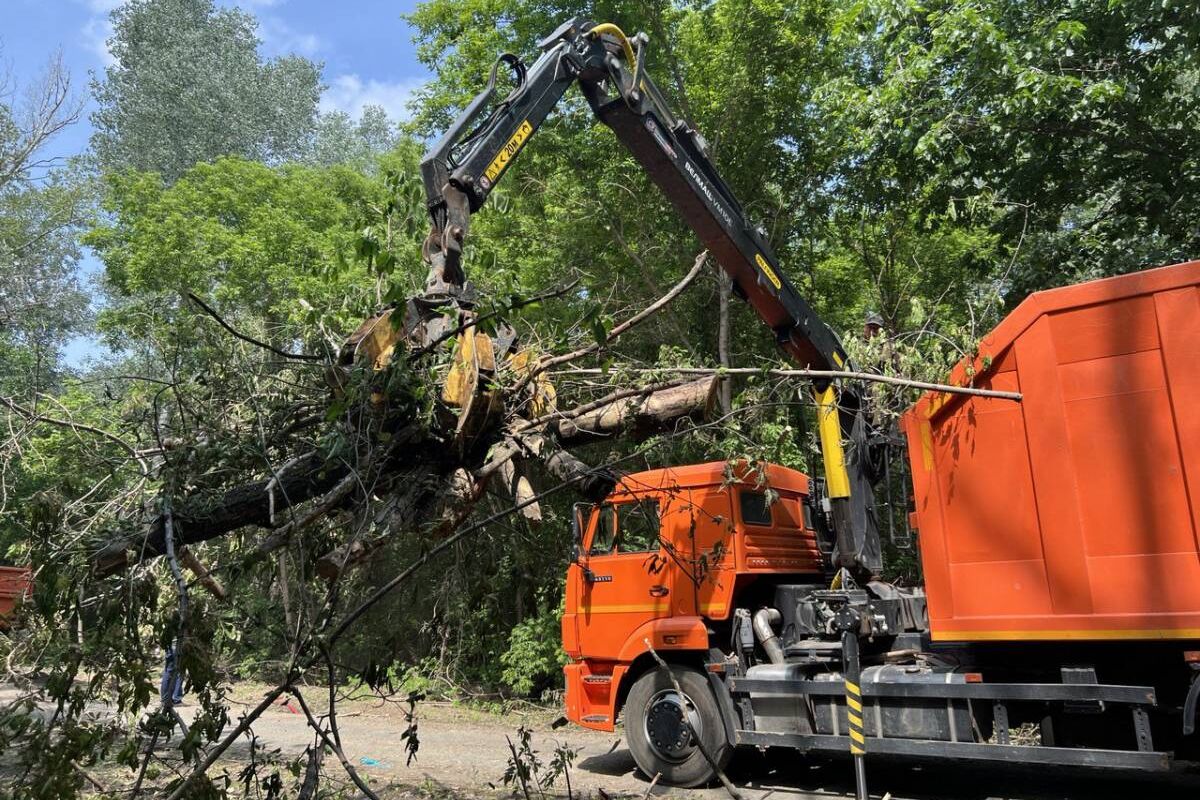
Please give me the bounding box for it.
[571,502,592,564]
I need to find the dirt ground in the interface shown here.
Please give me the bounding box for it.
[5,682,1200,799]
[200,684,1200,800]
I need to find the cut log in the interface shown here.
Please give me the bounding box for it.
[499,459,541,523]
[546,376,718,448]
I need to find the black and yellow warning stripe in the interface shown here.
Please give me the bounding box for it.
[845,679,866,755]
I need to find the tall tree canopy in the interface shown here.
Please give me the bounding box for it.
[0,50,88,393]
[824,0,1200,299]
[90,0,323,182]
[406,0,1200,331]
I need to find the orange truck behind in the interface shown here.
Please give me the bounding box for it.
[0,566,32,629]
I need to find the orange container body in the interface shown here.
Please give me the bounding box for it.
[903,260,1200,643]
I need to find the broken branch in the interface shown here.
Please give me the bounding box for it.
[187,292,325,362]
[546,376,718,447]
[519,251,709,388]
[554,366,1022,401]
[93,450,347,575]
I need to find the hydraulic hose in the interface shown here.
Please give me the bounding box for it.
[588,23,637,71]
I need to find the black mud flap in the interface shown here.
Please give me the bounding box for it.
[708,672,740,746]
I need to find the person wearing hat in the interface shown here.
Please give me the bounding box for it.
[858,311,904,505]
[863,311,885,342]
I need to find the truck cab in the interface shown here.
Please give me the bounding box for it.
[561,461,826,782]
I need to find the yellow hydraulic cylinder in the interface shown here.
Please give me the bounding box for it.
[814,386,851,499]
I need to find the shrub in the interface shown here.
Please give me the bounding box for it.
[499,593,566,697]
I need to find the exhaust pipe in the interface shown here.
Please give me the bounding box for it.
[753,607,785,664]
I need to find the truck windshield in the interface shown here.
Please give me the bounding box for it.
[589,498,660,555]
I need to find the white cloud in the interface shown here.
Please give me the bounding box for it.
[76,1,120,68]
[320,74,424,122]
[80,15,116,68]
[255,15,321,57]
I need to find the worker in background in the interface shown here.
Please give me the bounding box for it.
[862,310,900,374]
[863,311,885,342]
[160,641,184,707]
[859,311,895,465]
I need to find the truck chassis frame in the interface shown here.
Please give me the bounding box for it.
[727,676,1170,771]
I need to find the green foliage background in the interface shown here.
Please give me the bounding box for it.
[1,0,1198,794]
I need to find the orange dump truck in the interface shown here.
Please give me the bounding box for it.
[562,261,1200,786]
[0,566,32,629]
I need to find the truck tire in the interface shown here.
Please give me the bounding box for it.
[624,665,732,787]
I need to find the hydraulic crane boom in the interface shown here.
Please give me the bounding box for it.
[420,17,881,576]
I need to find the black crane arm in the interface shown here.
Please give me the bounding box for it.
[419,18,881,576]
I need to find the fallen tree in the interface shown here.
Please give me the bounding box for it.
[89,252,716,579]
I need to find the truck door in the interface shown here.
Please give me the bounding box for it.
[576,493,684,660]
[686,487,736,620]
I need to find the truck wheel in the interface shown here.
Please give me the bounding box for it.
[624,665,731,787]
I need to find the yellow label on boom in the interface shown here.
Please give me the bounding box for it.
[485,120,533,183]
[755,253,782,290]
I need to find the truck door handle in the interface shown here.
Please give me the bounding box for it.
[649,585,669,597]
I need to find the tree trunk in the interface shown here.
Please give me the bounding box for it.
[547,376,718,448]
[717,270,732,414]
[92,450,348,575]
[92,379,716,576]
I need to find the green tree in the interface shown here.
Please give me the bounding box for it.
[90,0,322,182]
[0,174,90,393]
[824,0,1200,299]
[86,154,418,348]
[0,50,89,393]
[305,105,400,168]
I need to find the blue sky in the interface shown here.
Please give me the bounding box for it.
[3,0,431,365]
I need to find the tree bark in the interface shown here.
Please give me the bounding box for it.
[717,271,732,414]
[546,376,718,448]
[92,450,347,575]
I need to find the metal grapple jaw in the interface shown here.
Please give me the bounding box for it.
[421,184,472,301]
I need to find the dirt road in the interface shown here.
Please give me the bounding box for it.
[5,682,1198,799]
[214,686,1200,800]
